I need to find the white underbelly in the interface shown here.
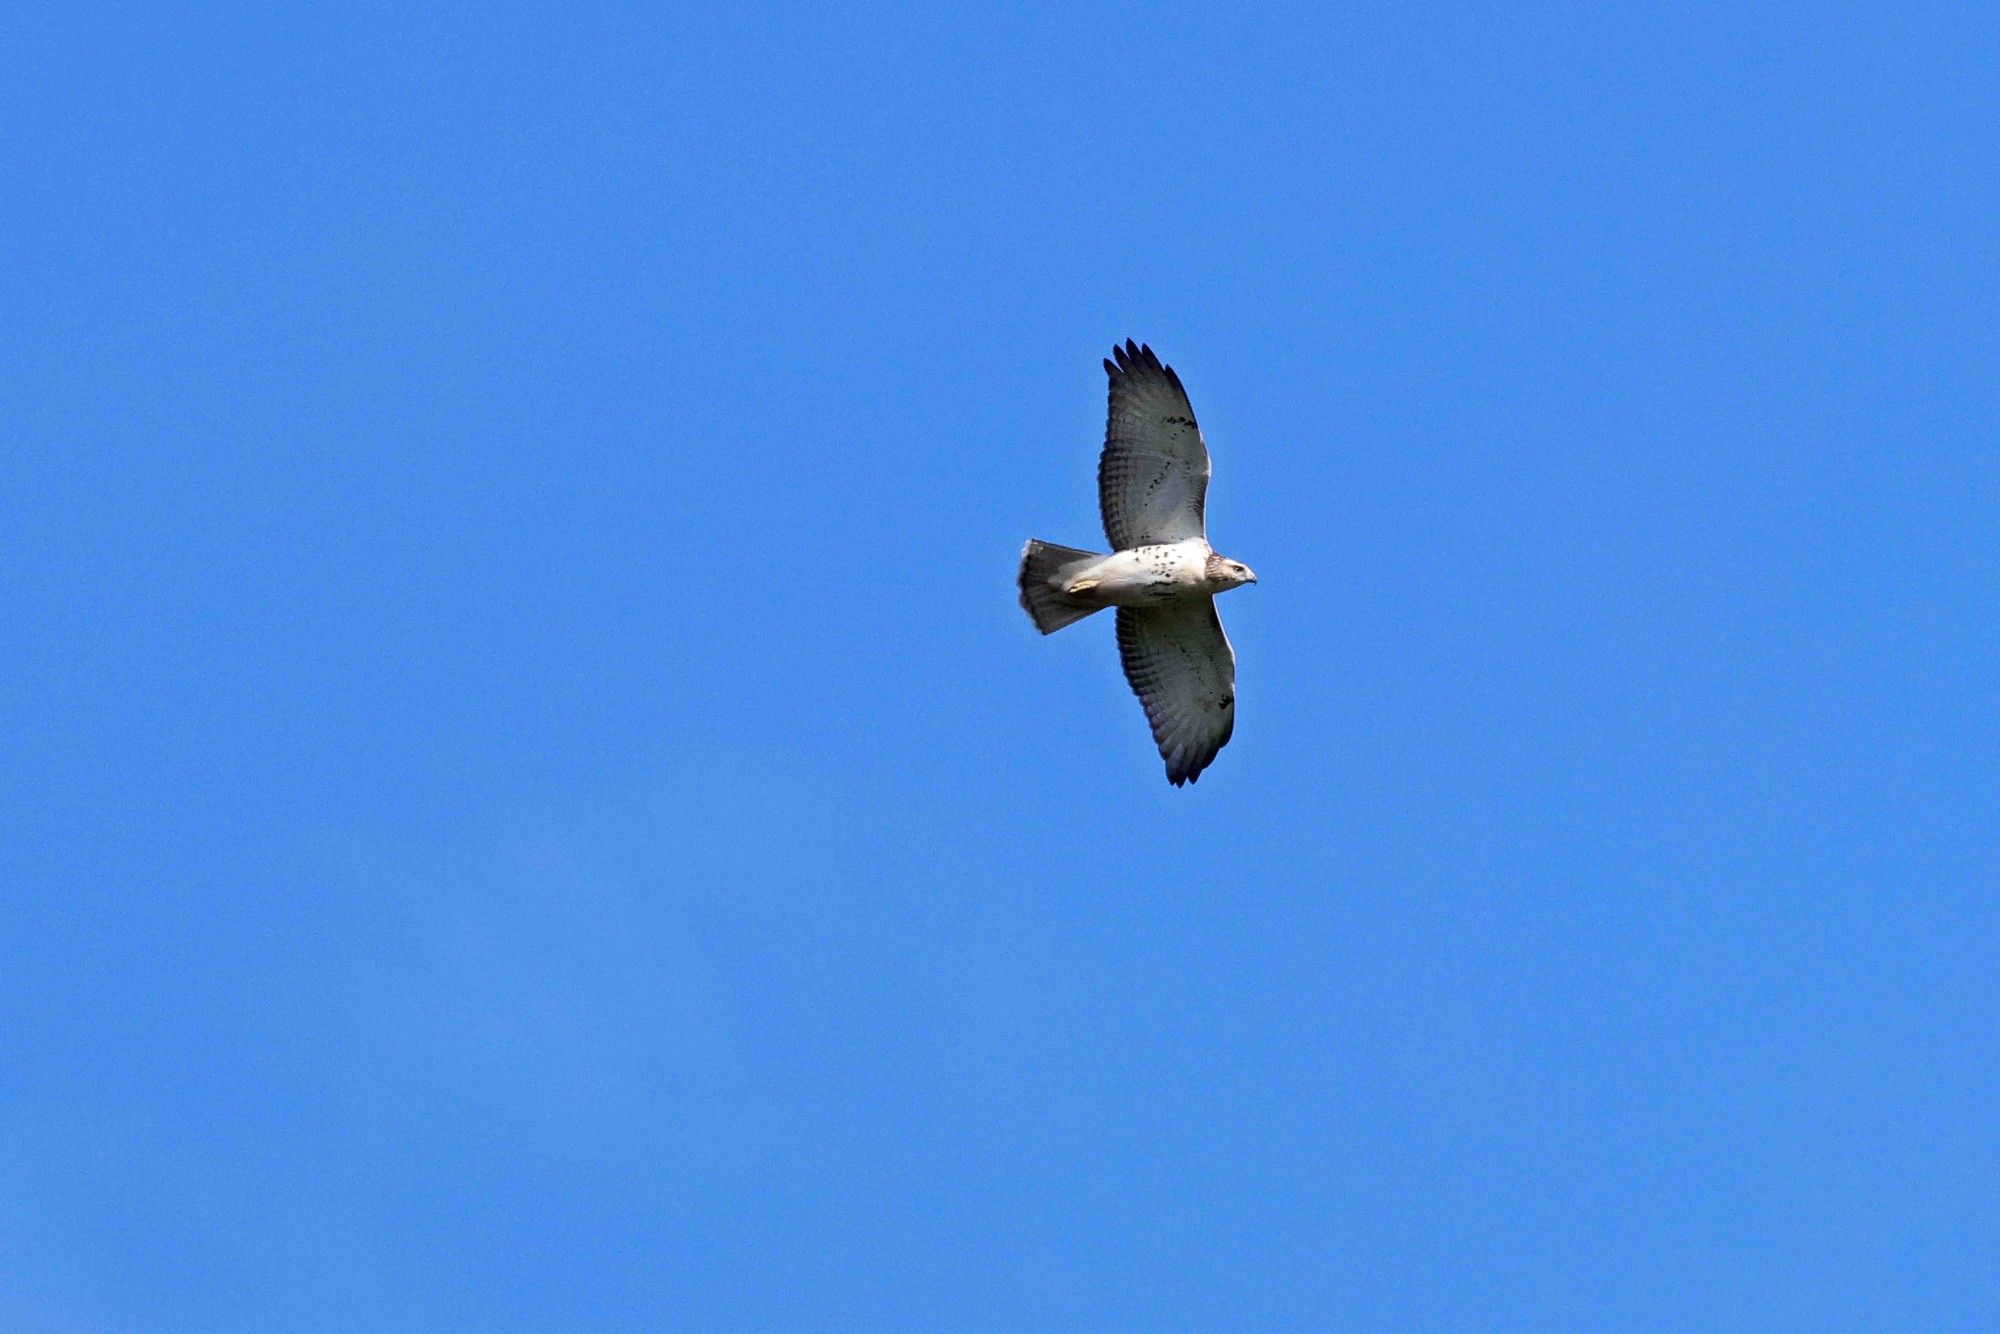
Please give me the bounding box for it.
[1069,542,1209,606]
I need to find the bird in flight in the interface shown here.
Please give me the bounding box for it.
[1018,341,1257,786]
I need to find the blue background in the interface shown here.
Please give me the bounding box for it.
[7,3,1999,1328]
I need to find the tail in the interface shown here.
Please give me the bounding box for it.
[1018,540,1107,634]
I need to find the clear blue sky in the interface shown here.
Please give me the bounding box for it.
[6,3,1999,1329]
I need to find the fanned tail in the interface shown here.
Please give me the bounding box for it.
[1017,540,1106,634]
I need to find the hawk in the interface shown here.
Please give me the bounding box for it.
[1018,340,1257,786]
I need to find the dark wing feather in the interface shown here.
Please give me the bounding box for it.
[1116,598,1237,786]
[1098,340,1210,550]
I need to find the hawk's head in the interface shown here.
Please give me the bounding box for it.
[1205,553,1258,590]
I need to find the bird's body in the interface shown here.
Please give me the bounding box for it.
[1018,341,1256,786]
[1058,540,1221,607]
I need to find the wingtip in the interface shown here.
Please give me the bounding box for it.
[1107,339,1175,383]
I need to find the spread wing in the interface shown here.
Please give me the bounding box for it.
[1099,340,1210,549]
[1116,599,1236,786]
